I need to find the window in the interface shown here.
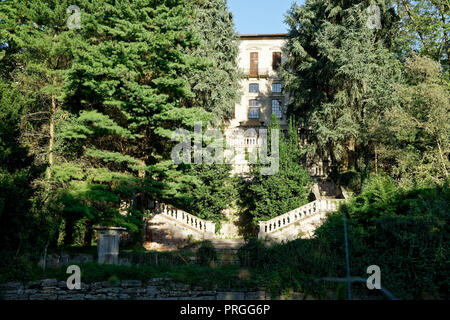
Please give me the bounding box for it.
[249,83,259,93]
[272,83,282,93]
[249,99,259,107]
[250,52,259,77]
[272,52,282,70]
[248,108,260,119]
[272,100,282,118]
[249,99,260,119]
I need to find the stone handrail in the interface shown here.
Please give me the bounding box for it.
[241,67,271,78]
[154,202,216,235]
[258,199,345,238]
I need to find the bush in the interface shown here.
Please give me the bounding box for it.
[196,241,217,266]
[237,239,271,268]
[338,170,362,193]
[315,176,450,299]
[242,117,312,222]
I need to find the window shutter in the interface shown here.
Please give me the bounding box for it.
[250,52,259,77]
[272,52,281,70]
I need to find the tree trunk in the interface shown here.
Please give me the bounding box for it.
[83,219,94,247]
[63,215,75,247]
[46,78,57,183]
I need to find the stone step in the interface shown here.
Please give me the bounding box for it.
[210,239,245,250]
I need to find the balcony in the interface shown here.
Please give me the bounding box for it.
[242,67,271,79]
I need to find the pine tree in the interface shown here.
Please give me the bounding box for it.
[0,0,81,185]
[0,0,87,248]
[184,0,242,123]
[0,77,57,255]
[282,0,401,176]
[57,0,214,238]
[175,163,238,223]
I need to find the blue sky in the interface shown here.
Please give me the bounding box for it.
[227,0,304,34]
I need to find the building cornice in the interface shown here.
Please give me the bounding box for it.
[239,34,287,40]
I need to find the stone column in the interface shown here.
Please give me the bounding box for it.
[95,227,126,265]
[204,221,216,239]
[258,222,267,240]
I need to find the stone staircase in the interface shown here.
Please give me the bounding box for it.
[315,179,344,199]
[143,202,216,251]
[145,178,346,250]
[258,199,346,243]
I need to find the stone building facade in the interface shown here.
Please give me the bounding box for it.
[225,34,289,175]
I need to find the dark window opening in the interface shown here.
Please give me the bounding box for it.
[272,52,282,70]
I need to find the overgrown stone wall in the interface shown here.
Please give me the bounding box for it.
[0,278,310,300]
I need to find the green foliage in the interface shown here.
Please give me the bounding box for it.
[195,241,217,266]
[1,0,448,301]
[237,239,272,269]
[394,0,449,70]
[59,1,208,233]
[0,0,241,250]
[243,117,312,222]
[316,176,449,299]
[0,80,51,254]
[376,54,450,185]
[175,163,238,223]
[282,0,402,174]
[0,260,265,292]
[185,0,242,122]
[337,170,362,193]
[238,177,449,299]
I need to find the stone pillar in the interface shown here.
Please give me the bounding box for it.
[95,227,126,265]
[204,221,216,239]
[258,222,267,240]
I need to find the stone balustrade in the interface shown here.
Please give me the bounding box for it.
[154,202,215,235]
[307,162,330,177]
[241,67,271,78]
[258,199,345,239]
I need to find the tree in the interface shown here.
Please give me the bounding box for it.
[184,0,242,123]
[243,116,312,223]
[0,79,52,255]
[1,0,243,247]
[0,0,80,185]
[0,0,79,251]
[394,0,449,71]
[174,163,238,224]
[377,53,450,185]
[57,0,215,242]
[316,175,449,299]
[282,0,401,177]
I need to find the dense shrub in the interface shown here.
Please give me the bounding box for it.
[196,241,218,266]
[315,176,449,299]
[236,176,449,299]
[338,170,363,193]
[237,239,272,269]
[242,118,312,223]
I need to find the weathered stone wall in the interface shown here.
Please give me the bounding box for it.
[0,278,310,300]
